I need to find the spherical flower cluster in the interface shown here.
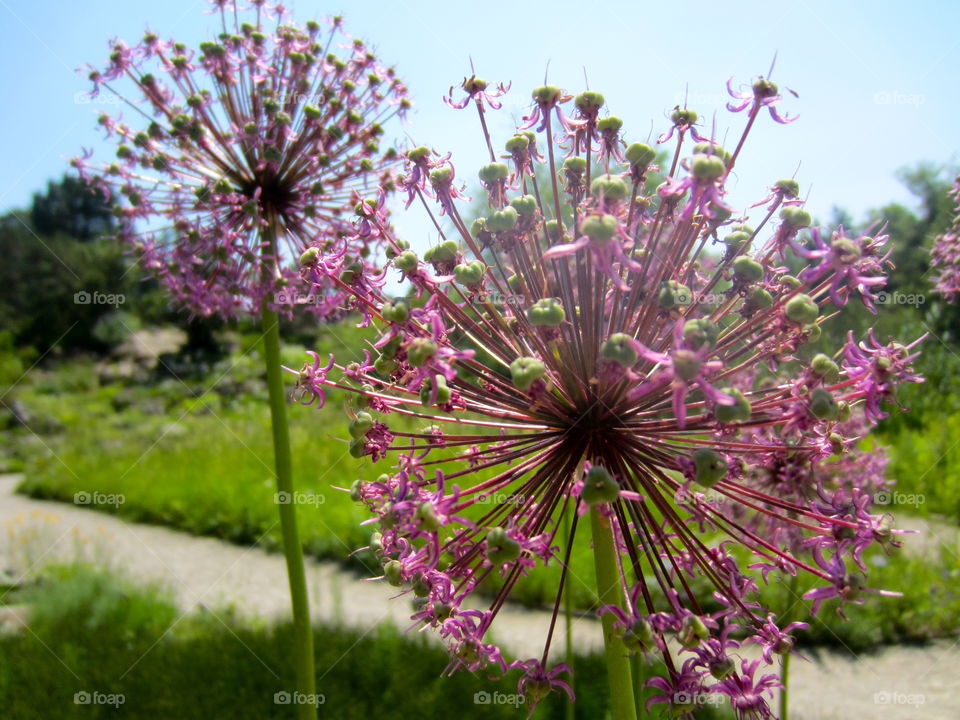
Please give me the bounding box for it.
[930,175,960,302]
[74,0,409,319]
[295,73,923,717]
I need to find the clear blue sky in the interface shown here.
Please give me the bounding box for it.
[1,0,957,238]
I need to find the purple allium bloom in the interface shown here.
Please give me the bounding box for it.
[930,175,960,301]
[74,2,409,319]
[294,73,923,716]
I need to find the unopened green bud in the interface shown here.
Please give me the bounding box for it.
[381,299,409,323]
[510,356,546,391]
[486,527,521,565]
[580,214,619,242]
[810,388,839,420]
[581,466,620,505]
[406,338,437,367]
[590,174,629,201]
[692,449,727,487]
[478,162,510,184]
[625,142,656,168]
[601,333,638,366]
[785,294,819,324]
[527,297,565,326]
[732,256,764,283]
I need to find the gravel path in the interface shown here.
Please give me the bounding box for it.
[2,473,958,719]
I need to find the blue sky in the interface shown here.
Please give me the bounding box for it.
[1,0,957,241]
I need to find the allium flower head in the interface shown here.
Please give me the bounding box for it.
[930,175,960,302]
[74,1,409,318]
[296,71,923,717]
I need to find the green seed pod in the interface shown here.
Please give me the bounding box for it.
[485,527,521,565]
[780,274,802,289]
[419,374,452,406]
[682,319,718,350]
[453,260,486,287]
[590,174,629,201]
[784,294,819,324]
[484,206,519,233]
[348,438,367,458]
[348,411,374,439]
[780,206,812,229]
[527,298,566,326]
[596,116,623,133]
[349,479,364,502]
[691,153,726,182]
[811,353,840,380]
[672,350,702,382]
[601,333,639,366]
[809,388,839,420]
[406,338,437,367]
[532,85,563,104]
[692,449,727,487]
[581,466,620,505]
[678,614,710,647]
[622,617,655,654]
[412,572,431,597]
[692,142,731,164]
[715,388,752,423]
[580,214,619,242]
[299,247,320,266]
[407,145,431,162]
[423,240,458,264]
[574,90,605,112]
[724,230,752,254]
[478,162,510,184]
[395,250,418,272]
[504,134,529,153]
[510,356,546,391]
[625,142,656,169]
[383,559,403,587]
[509,194,538,216]
[803,323,822,343]
[732,255,765,283]
[671,107,698,125]
[775,178,800,197]
[429,166,452,186]
[415,501,441,531]
[545,219,565,241]
[710,657,736,680]
[743,287,774,312]
[658,280,692,309]
[381,299,409,323]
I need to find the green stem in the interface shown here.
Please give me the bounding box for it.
[779,574,801,720]
[262,298,316,719]
[563,507,575,720]
[591,507,637,720]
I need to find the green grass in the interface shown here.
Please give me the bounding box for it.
[0,564,734,720]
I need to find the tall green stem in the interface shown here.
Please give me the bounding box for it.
[262,303,316,719]
[260,216,316,719]
[779,573,801,720]
[591,507,637,720]
[562,507,575,720]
